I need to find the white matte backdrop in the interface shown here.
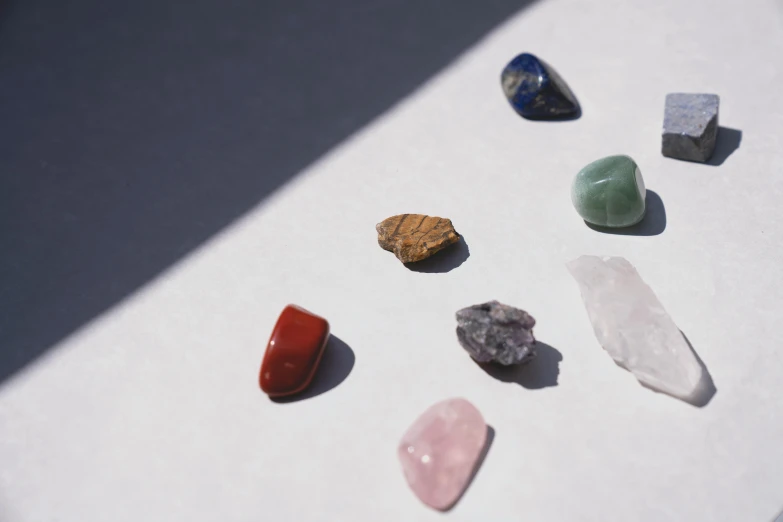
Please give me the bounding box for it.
[2,0,783,520]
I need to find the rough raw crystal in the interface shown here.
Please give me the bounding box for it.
[567,255,704,402]
[571,155,646,228]
[376,214,460,264]
[501,53,580,120]
[398,398,487,511]
[456,301,536,365]
[662,93,719,162]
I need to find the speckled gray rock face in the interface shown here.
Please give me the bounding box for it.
[455,301,536,365]
[662,93,719,163]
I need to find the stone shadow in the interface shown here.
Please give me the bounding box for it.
[707,127,742,166]
[585,190,666,236]
[271,335,355,403]
[406,237,470,273]
[475,341,562,389]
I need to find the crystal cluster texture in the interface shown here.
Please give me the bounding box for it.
[567,256,705,402]
[456,301,536,365]
[662,93,719,163]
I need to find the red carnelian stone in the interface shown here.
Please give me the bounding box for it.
[259,305,330,397]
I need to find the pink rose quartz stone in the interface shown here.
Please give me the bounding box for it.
[397,398,487,511]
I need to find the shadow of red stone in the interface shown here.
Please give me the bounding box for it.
[270,335,355,404]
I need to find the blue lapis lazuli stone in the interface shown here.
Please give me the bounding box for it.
[501,53,580,120]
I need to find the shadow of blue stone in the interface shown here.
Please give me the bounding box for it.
[707,127,742,166]
[634,331,716,407]
[520,105,582,121]
[585,190,666,236]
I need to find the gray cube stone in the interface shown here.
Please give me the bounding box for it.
[662,93,719,162]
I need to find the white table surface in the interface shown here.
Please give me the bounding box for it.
[2,0,783,520]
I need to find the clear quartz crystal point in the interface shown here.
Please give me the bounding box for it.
[567,255,705,402]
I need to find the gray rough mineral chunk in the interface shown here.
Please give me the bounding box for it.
[662,93,719,163]
[455,301,536,365]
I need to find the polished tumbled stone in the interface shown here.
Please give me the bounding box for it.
[398,398,487,511]
[500,53,580,119]
[662,93,719,162]
[258,305,330,397]
[456,301,536,365]
[571,155,646,228]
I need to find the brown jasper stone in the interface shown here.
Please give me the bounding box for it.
[259,305,330,397]
[376,214,461,263]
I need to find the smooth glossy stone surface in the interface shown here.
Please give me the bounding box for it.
[662,93,719,163]
[456,301,536,365]
[259,305,330,397]
[567,256,705,402]
[398,398,487,511]
[571,155,646,228]
[500,53,580,119]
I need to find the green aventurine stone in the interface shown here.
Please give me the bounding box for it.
[571,155,646,228]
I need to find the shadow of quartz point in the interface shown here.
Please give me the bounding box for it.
[680,331,716,407]
[636,331,716,407]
